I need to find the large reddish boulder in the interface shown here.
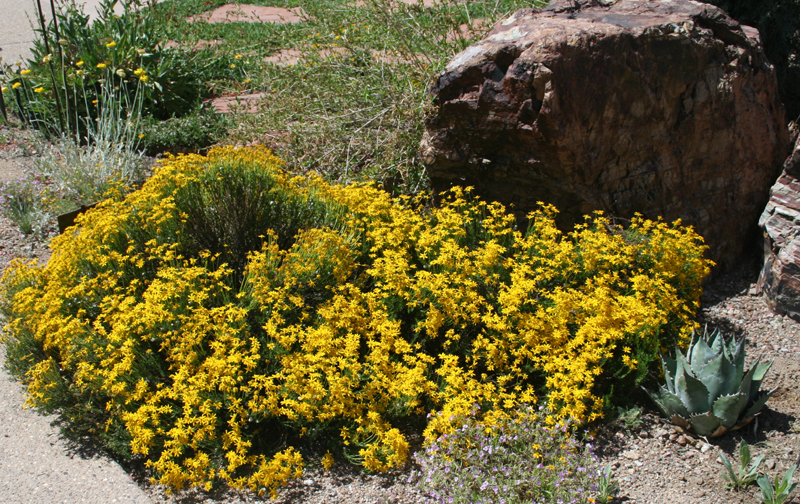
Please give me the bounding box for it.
[758,134,800,319]
[420,0,790,271]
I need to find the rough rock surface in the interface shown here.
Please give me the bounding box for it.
[419,0,790,271]
[758,133,800,319]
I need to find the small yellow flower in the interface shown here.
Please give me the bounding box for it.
[34,87,44,93]
[106,41,116,48]
[42,54,52,63]
[230,63,236,69]
[133,68,144,76]
[139,75,148,82]
[12,82,21,89]
[138,134,145,139]
[76,60,84,67]
[234,54,243,59]
[97,63,107,69]
[243,78,250,83]
[92,99,98,104]
[1,87,8,93]
[20,69,31,75]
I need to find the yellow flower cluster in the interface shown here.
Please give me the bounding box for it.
[0,146,711,494]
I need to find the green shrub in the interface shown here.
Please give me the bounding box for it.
[0,0,233,139]
[0,147,711,495]
[141,107,230,156]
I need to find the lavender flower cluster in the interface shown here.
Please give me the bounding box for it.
[412,405,603,504]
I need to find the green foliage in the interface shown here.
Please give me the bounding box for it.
[0,0,233,140]
[0,176,48,235]
[645,327,775,437]
[758,461,800,504]
[701,0,800,121]
[719,440,764,490]
[141,107,230,155]
[595,463,620,504]
[615,405,644,430]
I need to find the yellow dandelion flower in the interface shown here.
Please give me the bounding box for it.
[12,82,22,89]
[20,69,31,75]
[76,60,84,67]
[34,86,44,93]
[230,63,236,69]
[139,75,148,82]
[106,41,116,48]
[234,54,243,59]
[97,63,107,69]
[1,86,7,92]
[133,68,144,76]
[243,78,250,83]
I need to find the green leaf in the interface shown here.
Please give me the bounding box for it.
[742,389,776,421]
[676,364,710,413]
[688,412,722,437]
[689,332,717,373]
[758,473,776,502]
[739,356,762,402]
[750,360,774,398]
[698,352,737,401]
[731,336,746,385]
[661,354,678,395]
[712,393,747,429]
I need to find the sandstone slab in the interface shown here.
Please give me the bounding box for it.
[420,0,791,271]
[188,5,305,24]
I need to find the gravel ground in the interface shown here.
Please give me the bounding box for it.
[1,126,799,504]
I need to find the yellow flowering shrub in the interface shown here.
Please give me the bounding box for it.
[0,146,711,494]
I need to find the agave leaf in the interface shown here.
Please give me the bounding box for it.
[676,365,710,413]
[712,393,747,429]
[749,360,774,399]
[661,354,678,395]
[731,336,745,385]
[738,356,762,402]
[698,352,738,400]
[674,350,695,391]
[689,412,722,437]
[710,327,724,355]
[661,386,690,418]
[742,389,776,421]
[689,334,717,373]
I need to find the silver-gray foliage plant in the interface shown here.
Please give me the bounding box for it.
[645,326,774,437]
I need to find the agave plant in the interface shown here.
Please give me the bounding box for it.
[645,327,775,437]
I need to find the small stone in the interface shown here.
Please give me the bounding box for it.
[676,435,688,446]
[638,430,649,438]
[700,443,712,453]
[622,450,641,460]
[628,468,636,475]
[669,433,678,441]
[767,459,777,470]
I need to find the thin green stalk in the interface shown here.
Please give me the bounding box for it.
[50,0,71,137]
[0,87,8,124]
[34,0,65,135]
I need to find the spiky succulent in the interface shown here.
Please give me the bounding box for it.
[645,327,774,437]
